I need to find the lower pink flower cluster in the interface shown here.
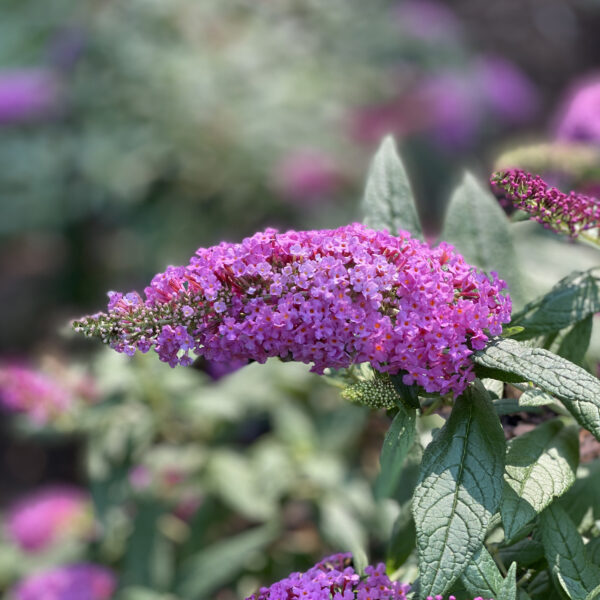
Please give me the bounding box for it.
[246,553,409,600]
[73,224,511,396]
[246,553,494,600]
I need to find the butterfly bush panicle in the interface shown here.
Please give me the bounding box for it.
[246,553,493,600]
[246,553,410,599]
[73,224,511,397]
[7,486,94,553]
[11,563,116,600]
[491,168,600,237]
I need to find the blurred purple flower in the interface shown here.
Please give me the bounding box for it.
[349,56,536,151]
[6,486,94,553]
[11,563,116,600]
[474,56,538,125]
[555,76,600,144]
[416,71,482,149]
[273,150,344,202]
[393,0,461,42]
[347,98,412,145]
[128,465,152,491]
[0,365,74,424]
[0,68,61,125]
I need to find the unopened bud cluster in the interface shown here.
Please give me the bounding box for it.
[73,223,510,396]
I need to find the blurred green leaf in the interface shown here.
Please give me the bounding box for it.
[559,458,600,528]
[556,314,594,366]
[493,387,561,416]
[175,523,279,600]
[374,405,417,500]
[362,136,423,239]
[441,172,523,306]
[207,450,278,521]
[386,501,416,572]
[122,501,169,589]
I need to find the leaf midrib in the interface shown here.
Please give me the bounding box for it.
[431,403,475,591]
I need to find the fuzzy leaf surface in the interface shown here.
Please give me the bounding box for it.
[501,419,579,541]
[540,504,600,600]
[412,382,505,596]
[498,562,518,600]
[511,270,600,336]
[460,546,504,597]
[362,136,423,239]
[474,337,600,441]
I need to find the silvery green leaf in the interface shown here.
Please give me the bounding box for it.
[474,337,600,441]
[501,419,579,541]
[412,381,505,595]
[175,524,278,599]
[511,270,600,337]
[375,404,417,500]
[460,546,504,597]
[362,136,422,239]
[498,562,518,600]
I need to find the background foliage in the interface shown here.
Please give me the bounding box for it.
[3,1,600,598]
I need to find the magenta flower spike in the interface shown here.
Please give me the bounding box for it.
[491,168,600,239]
[73,224,510,397]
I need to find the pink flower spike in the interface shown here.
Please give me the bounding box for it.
[74,224,511,398]
[491,168,600,238]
